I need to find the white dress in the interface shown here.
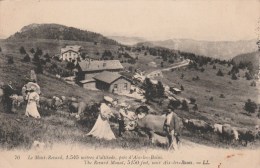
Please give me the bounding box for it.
[25,92,41,119]
[86,103,116,140]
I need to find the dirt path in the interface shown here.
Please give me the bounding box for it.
[0,140,259,168]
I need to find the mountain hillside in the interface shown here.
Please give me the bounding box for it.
[138,39,258,60]
[232,51,259,74]
[109,36,146,45]
[7,24,118,45]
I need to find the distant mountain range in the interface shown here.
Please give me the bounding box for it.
[137,39,258,60]
[108,36,146,45]
[5,23,258,61]
[6,23,118,45]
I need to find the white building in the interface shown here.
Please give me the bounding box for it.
[60,45,81,62]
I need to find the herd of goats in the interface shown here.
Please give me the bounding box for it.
[7,92,260,147]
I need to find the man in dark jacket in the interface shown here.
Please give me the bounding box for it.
[3,81,15,113]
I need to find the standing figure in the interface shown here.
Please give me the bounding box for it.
[3,81,15,113]
[86,103,116,140]
[25,86,41,119]
[118,104,133,137]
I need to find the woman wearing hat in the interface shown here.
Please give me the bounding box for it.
[86,102,116,140]
[25,86,41,119]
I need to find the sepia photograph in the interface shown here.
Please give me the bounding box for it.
[0,0,259,168]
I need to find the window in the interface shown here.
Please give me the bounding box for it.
[124,83,128,90]
[114,84,118,91]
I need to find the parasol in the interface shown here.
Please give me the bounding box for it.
[22,82,41,95]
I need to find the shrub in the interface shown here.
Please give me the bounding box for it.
[213,65,216,69]
[8,57,14,64]
[168,100,181,109]
[209,97,213,101]
[181,100,189,111]
[245,72,253,80]
[200,68,205,72]
[22,54,31,62]
[244,99,257,113]
[0,46,2,52]
[216,69,224,76]
[30,48,35,54]
[190,97,196,104]
[19,46,26,54]
[180,85,184,91]
[192,104,198,112]
[250,81,256,87]
[220,94,225,98]
[231,73,238,80]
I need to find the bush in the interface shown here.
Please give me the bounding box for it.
[231,73,238,80]
[8,57,14,64]
[220,94,225,98]
[244,99,257,113]
[168,100,181,110]
[190,97,196,104]
[245,72,253,80]
[216,69,224,76]
[19,46,26,54]
[213,65,216,69]
[22,54,31,62]
[200,68,205,72]
[209,97,214,101]
[250,81,256,87]
[192,104,198,112]
[180,85,184,91]
[181,100,189,111]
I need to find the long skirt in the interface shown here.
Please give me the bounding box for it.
[86,114,116,140]
[25,101,41,119]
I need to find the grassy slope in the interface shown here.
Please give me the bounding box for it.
[160,63,259,128]
[0,39,259,150]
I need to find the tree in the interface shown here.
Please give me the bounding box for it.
[0,46,2,52]
[20,46,26,54]
[181,100,189,111]
[245,72,253,80]
[244,99,257,113]
[30,48,35,54]
[35,47,43,56]
[161,61,164,68]
[192,104,198,112]
[180,85,184,91]
[22,54,31,62]
[216,69,224,76]
[168,100,181,110]
[156,81,165,98]
[250,81,256,87]
[8,57,14,64]
[36,62,43,74]
[143,78,155,101]
[66,61,75,71]
[231,73,238,80]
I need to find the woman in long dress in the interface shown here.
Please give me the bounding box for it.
[25,86,41,119]
[86,103,116,140]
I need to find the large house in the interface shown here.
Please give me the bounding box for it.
[77,60,132,93]
[77,60,124,80]
[60,45,81,62]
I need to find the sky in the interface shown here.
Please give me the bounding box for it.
[0,0,259,41]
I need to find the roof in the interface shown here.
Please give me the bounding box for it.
[79,78,96,83]
[61,45,81,54]
[78,60,123,72]
[93,71,130,84]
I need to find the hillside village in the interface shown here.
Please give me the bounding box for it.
[0,24,259,151]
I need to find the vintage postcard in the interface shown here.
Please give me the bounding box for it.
[0,0,259,168]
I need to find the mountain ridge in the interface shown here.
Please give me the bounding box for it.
[6,23,119,45]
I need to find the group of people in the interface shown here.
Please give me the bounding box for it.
[2,80,41,119]
[87,101,136,140]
